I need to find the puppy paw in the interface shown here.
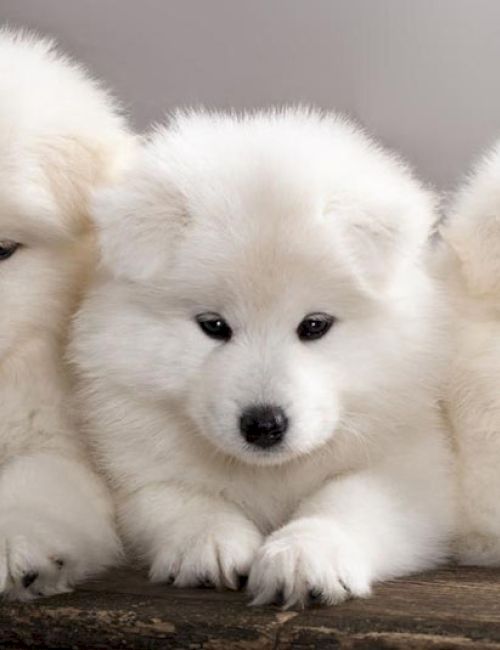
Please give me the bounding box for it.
[247,518,372,609]
[149,513,263,590]
[0,511,120,601]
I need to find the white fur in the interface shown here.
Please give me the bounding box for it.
[71,109,455,608]
[437,142,500,565]
[0,29,134,600]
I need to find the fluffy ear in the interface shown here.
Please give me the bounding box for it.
[41,133,133,226]
[34,133,134,237]
[91,144,187,282]
[0,28,135,241]
[332,184,439,293]
[0,132,134,246]
[441,142,500,296]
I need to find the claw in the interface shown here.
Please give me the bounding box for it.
[237,574,248,590]
[273,588,285,607]
[198,576,214,589]
[308,588,324,605]
[21,571,39,589]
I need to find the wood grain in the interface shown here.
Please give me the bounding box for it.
[1,566,500,649]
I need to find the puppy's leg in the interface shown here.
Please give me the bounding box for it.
[248,461,454,609]
[0,453,121,601]
[120,483,263,589]
[456,428,500,564]
[444,339,500,564]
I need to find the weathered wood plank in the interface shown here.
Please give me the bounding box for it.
[1,567,500,649]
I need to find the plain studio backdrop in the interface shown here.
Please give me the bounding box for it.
[1,0,500,191]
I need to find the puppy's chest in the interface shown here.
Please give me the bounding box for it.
[451,321,500,406]
[218,462,333,534]
[0,383,69,458]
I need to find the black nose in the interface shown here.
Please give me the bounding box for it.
[239,404,288,449]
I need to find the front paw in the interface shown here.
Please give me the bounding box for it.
[149,513,263,590]
[0,511,121,601]
[248,518,372,609]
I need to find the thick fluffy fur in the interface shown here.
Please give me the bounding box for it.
[438,142,500,565]
[71,109,455,608]
[0,29,134,599]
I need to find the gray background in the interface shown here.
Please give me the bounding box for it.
[1,0,500,190]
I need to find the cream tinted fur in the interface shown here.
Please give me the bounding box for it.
[0,29,134,600]
[71,109,455,608]
[438,143,500,564]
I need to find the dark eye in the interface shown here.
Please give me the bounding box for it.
[297,313,335,341]
[0,240,20,261]
[196,312,232,342]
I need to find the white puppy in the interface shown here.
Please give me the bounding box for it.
[438,142,500,565]
[0,29,133,600]
[71,109,455,608]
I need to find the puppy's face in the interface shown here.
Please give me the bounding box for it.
[0,173,91,365]
[84,111,437,466]
[164,219,383,466]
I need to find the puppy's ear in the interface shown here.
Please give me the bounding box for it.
[441,143,500,297]
[333,185,438,293]
[38,132,134,235]
[91,145,187,282]
[2,132,134,244]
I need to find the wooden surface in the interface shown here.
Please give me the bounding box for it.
[2,566,500,649]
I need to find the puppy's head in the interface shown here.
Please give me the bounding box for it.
[80,109,437,465]
[0,30,133,364]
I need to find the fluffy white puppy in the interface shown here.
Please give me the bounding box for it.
[71,109,455,608]
[0,29,133,600]
[438,142,500,565]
